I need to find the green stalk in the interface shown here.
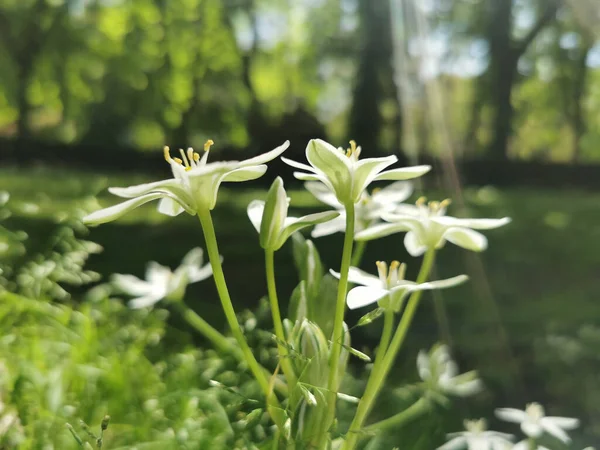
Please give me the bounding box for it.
[318,202,355,447]
[371,309,394,371]
[342,249,436,450]
[350,240,366,267]
[171,302,237,355]
[265,249,298,391]
[196,209,281,410]
[362,397,430,435]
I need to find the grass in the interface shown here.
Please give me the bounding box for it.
[2,165,600,446]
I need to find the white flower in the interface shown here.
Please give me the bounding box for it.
[355,197,511,256]
[247,177,339,250]
[83,140,290,225]
[330,260,468,311]
[438,419,514,450]
[495,403,579,443]
[512,441,549,450]
[282,139,430,206]
[305,180,413,238]
[417,344,482,398]
[112,247,214,309]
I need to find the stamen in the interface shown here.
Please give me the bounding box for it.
[187,148,195,164]
[204,139,214,152]
[429,201,440,211]
[163,146,172,163]
[173,157,183,165]
[440,199,452,209]
[375,261,388,285]
[179,148,190,167]
[349,140,357,153]
[416,196,427,207]
[388,260,400,285]
[398,263,406,280]
[193,152,200,162]
[346,148,352,157]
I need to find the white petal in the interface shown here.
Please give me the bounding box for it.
[293,172,322,181]
[373,165,431,181]
[543,416,579,430]
[495,408,528,423]
[186,263,214,283]
[540,417,578,443]
[443,227,488,252]
[128,294,164,309]
[416,350,431,380]
[306,139,352,201]
[512,441,529,450]
[247,200,265,233]
[404,231,428,256]
[351,156,398,201]
[437,436,467,450]
[312,215,346,237]
[181,247,204,267]
[433,216,511,230]
[145,261,172,286]
[446,379,483,397]
[241,140,290,166]
[108,178,183,198]
[329,267,381,287]
[304,181,342,208]
[83,193,165,226]
[372,181,414,204]
[278,211,340,249]
[222,165,267,182]
[346,286,389,309]
[355,222,409,241]
[281,156,316,172]
[111,274,152,296]
[411,275,469,292]
[157,197,185,216]
[521,421,543,439]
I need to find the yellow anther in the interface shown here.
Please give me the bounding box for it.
[346,148,352,157]
[163,146,172,163]
[173,157,183,165]
[416,196,427,207]
[375,261,384,269]
[349,140,357,153]
[185,167,192,172]
[440,199,452,209]
[372,187,381,195]
[429,201,440,211]
[193,152,200,162]
[204,139,214,152]
[390,260,400,271]
[187,148,195,164]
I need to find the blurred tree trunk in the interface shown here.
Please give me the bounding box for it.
[571,41,591,163]
[487,0,557,161]
[348,0,398,150]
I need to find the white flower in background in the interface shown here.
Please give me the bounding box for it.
[495,403,579,443]
[331,260,467,311]
[112,247,214,309]
[282,139,430,206]
[305,180,413,238]
[512,441,549,450]
[417,344,482,399]
[247,177,339,251]
[438,419,514,450]
[83,140,290,225]
[355,197,511,256]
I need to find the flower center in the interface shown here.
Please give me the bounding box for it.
[345,140,361,161]
[375,260,406,289]
[464,418,487,434]
[415,196,452,217]
[525,402,545,420]
[163,139,214,172]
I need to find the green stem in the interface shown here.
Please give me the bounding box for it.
[362,397,430,435]
[350,240,366,267]
[318,202,355,447]
[196,210,281,409]
[528,438,536,450]
[265,249,298,390]
[342,249,436,450]
[172,302,237,355]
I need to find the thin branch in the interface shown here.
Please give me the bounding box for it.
[515,0,558,58]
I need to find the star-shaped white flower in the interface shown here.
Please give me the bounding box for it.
[112,247,214,309]
[417,344,482,399]
[83,140,290,225]
[246,177,339,251]
[282,139,430,206]
[512,441,549,450]
[331,260,467,311]
[356,197,511,256]
[495,403,579,444]
[305,180,413,238]
[438,419,514,450]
